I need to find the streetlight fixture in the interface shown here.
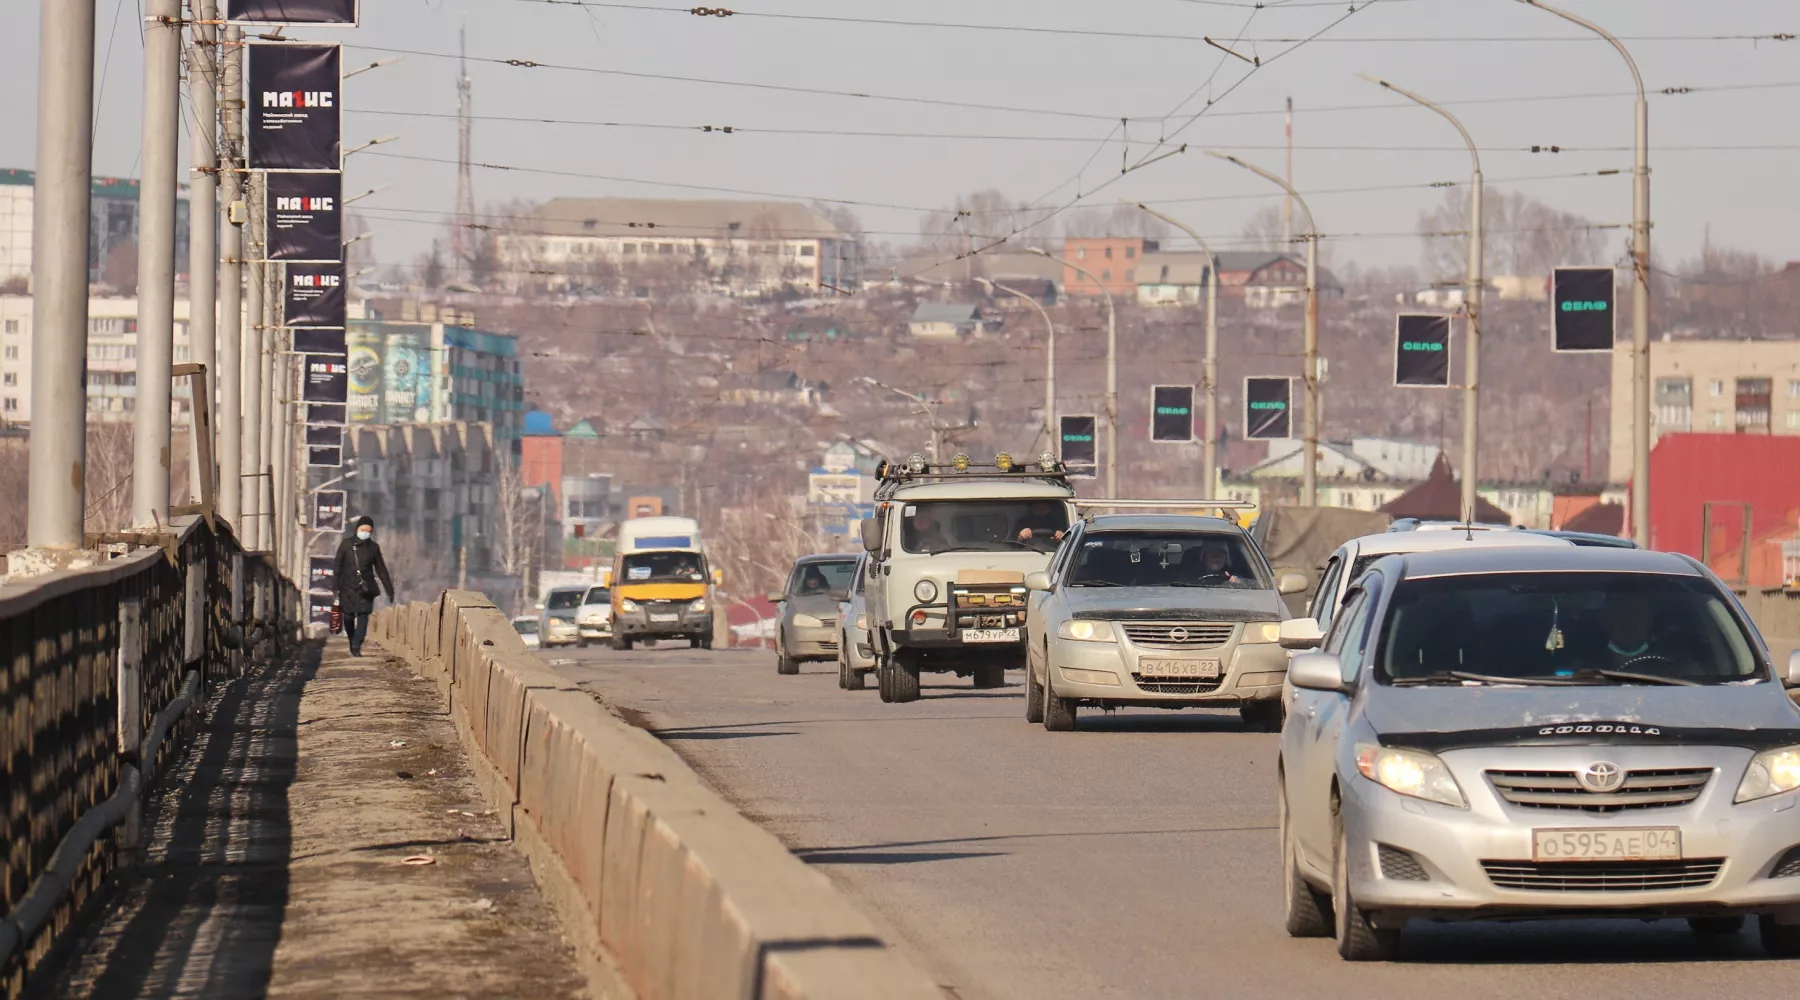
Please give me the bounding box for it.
[344,56,402,80]
[1515,0,1650,545]
[1027,247,1118,497]
[859,376,967,462]
[343,135,399,158]
[342,184,388,206]
[1357,73,1484,522]
[1131,203,1220,495]
[1205,150,1320,506]
[974,276,1057,457]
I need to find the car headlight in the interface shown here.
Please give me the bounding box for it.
[793,613,825,628]
[914,579,938,603]
[1354,743,1466,808]
[1246,621,1282,644]
[619,599,639,613]
[1057,620,1116,642]
[854,613,868,631]
[691,599,708,614]
[1736,745,1800,803]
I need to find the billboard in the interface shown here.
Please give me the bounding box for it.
[1150,385,1195,443]
[306,424,343,448]
[229,1,358,25]
[307,403,347,425]
[308,554,336,592]
[302,353,349,403]
[285,263,346,326]
[293,328,347,354]
[1059,414,1097,479]
[246,43,341,171]
[264,172,342,262]
[1243,377,1293,440]
[1552,266,1615,352]
[308,592,336,625]
[347,326,436,424]
[1394,314,1452,387]
[312,489,346,531]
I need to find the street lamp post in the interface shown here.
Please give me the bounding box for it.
[1517,0,1650,545]
[1028,248,1117,497]
[1132,204,1220,495]
[860,377,950,461]
[975,276,1056,456]
[1358,74,1484,522]
[1206,151,1320,506]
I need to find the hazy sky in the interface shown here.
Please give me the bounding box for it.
[2,0,1795,277]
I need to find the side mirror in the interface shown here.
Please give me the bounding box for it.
[860,517,883,553]
[1277,572,1310,596]
[1278,617,1324,650]
[1288,652,1347,693]
[766,591,786,604]
[1786,649,1800,687]
[1025,571,1052,592]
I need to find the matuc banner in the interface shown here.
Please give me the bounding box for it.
[265,173,342,262]
[285,263,346,327]
[229,1,358,24]
[247,43,341,171]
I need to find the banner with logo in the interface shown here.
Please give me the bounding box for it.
[308,592,336,625]
[247,43,341,171]
[264,172,342,262]
[294,328,346,354]
[306,424,343,448]
[308,445,343,468]
[312,490,347,531]
[307,403,347,425]
[285,263,346,326]
[229,0,358,25]
[303,353,349,403]
[308,554,337,591]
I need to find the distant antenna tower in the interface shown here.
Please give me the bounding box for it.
[452,25,476,282]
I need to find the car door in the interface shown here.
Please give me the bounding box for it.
[1289,575,1382,866]
[1309,546,1350,633]
[1028,525,1081,681]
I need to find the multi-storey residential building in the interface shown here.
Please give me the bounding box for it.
[0,296,203,424]
[0,168,191,285]
[347,307,524,448]
[1608,338,1800,484]
[495,197,859,295]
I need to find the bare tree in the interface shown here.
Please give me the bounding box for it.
[1059,204,1173,241]
[1418,187,1608,283]
[493,456,540,585]
[84,421,134,533]
[1238,205,1288,252]
[0,436,26,550]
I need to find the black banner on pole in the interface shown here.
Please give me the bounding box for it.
[229,1,358,25]
[264,172,342,262]
[303,354,349,403]
[1394,314,1452,387]
[312,490,346,531]
[307,403,347,425]
[285,263,346,326]
[308,445,344,468]
[247,43,341,171]
[308,592,335,625]
[1243,377,1294,440]
[294,328,346,354]
[1150,385,1195,443]
[308,554,337,592]
[1552,266,1616,353]
[306,424,343,448]
[1058,414,1098,479]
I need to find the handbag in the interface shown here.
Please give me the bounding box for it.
[329,601,343,634]
[355,543,381,599]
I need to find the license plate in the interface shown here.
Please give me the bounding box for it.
[650,613,679,623]
[1532,827,1681,862]
[961,628,1019,643]
[1138,658,1221,679]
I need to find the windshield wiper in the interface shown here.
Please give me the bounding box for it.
[923,545,1000,555]
[1068,580,1123,587]
[1588,669,1701,687]
[1391,671,1579,687]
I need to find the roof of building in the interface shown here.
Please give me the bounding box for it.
[523,198,845,241]
[566,419,602,439]
[522,410,557,436]
[910,302,981,324]
[1379,453,1511,524]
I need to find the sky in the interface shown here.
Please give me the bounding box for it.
[1,0,1795,278]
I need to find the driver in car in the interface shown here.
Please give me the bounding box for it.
[1184,541,1238,586]
[906,509,950,552]
[1598,585,1665,669]
[798,566,831,596]
[1015,501,1066,544]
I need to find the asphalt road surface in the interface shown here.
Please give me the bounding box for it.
[545,643,1800,1000]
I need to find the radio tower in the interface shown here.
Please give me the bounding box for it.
[452,25,476,283]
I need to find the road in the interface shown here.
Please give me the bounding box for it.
[545,643,1800,1000]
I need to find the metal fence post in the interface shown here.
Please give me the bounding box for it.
[118,598,144,852]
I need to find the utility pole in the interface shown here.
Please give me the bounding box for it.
[976,277,1055,456]
[217,25,245,531]
[186,1,220,510]
[261,262,279,553]
[25,0,96,550]
[242,173,265,549]
[1283,97,1294,250]
[1134,204,1219,495]
[1028,248,1117,496]
[132,0,182,530]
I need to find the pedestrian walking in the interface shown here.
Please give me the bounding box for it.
[333,515,395,656]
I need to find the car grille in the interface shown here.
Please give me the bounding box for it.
[1486,768,1713,813]
[1481,859,1723,892]
[819,640,838,652]
[1120,623,1234,649]
[1130,677,1223,695]
[1378,844,1429,881]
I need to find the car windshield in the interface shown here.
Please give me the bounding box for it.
[1066,531,1268,589]
[513,618,538,634]
[790,560,857,597]
[1375,572,1763,686]
[621,551,706,583]
[902,500,1069,554]
[582,586,610,605]
[545,590,584,611]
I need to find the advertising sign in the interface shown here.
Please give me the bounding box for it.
[312,490,346,531]
[306,424,343,447]
[303,353,349,403]
[308,445,343,468]
[808,472,866,507]
[1394,314,1452,387]
[383,327,431,424]
[1150,385,1195,443]
[264,172,342,262]
[246,42,341,171]
[347,330,382,423]
[1552,266,1615,352]
[229,0,358,25]
[1059,414,1098,479]
[294,328,347,354]
[1243,377,1293,440]
[285,263,346,327]
[308,554,336,592]
[308,592,336,625]
[307,403,347,425]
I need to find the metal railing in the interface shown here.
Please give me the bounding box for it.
[0,517,298,996]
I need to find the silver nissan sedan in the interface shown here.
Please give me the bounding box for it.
[1278,546,1800,961]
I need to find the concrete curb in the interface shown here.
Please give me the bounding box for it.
[373,595,943,1000]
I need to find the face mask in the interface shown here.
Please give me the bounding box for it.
[356,529,372,541]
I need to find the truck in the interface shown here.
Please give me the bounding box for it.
[860,453,1075,703]
[610,516,713,649]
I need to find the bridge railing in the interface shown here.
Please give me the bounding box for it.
[0,518,298,997]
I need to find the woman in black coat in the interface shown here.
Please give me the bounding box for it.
[334,515,395,656]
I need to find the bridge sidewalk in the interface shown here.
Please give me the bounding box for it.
[42,636,588,1000]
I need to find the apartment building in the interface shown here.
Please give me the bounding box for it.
[1608,338,1800,484]
[0,296,203,424]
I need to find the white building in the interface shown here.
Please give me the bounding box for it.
[1,296,200,424]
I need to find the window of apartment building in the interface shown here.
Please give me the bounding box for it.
[660,243,674,255]
[2,398,15,411]
[1125,246,1136,259]
[1789,379,1800,399]
[1709,410,1724,429]
[1125,270,1134,282]
[1709,379,1725,398]
[3,319,18,335]
[1076,247,1086,259]
[1104,247,1114,259]
[2,373,13,386]
[1101,269,1111,282]
[1788,411,1800,430]
[800,244,815,257]
[1654,376,1691,430]
[5,346,18,359]
[1736,377,1772,432]
[622,243,636,254]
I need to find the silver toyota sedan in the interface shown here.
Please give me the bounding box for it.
[1278,546,1800,961]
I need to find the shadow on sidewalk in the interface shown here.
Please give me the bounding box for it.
[38,643,321,1000]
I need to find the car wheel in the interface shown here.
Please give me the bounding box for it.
[577,637,589,648]
[1042,662,1077,732]
[877,654,895,703]
[890,651,921,703]
[698,636,713,650]
[837,651,852,689]
[1333,810,1401,961]
[1759,915,1800,956]
[972,664,1005,689]
[1688,916,1745,935]
[777,651,800,675]
[1024,650,1045,724]
[612,635,632,651]
[1281,779,1333,938]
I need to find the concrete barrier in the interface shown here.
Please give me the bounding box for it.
[372,597,942,1000]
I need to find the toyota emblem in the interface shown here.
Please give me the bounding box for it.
[1169,627,1190,643]
[1577,761,1625,793]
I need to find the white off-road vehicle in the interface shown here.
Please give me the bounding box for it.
[860,454,1075,703]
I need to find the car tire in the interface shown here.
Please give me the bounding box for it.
[1241,700,1284,733]
[890,651,921,703]
[1333,811,1401,962]
[577,638,589,649]
[1042,663,1077,732]
[972,664,1005,689]
[699,636,713,650]
[837,651,853,689]
[1759,915,1800,956]
[777,652,800,676]
[1688,916,1744,935]
[1280,781,1333,938]
[612,636,632,651]
[1024,652,1045,724]
[877,655,895,703]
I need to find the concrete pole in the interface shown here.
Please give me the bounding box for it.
[217,26,244,530]
[186,0,220,505]
[978,277,1056,456]
[132,0,182,530]
[274,350,290,570]
[242,176,264,549]
[25,0,96,550]
[1133,204,1219,495]
[1029,249,1117,495]
[261,265,278,552]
